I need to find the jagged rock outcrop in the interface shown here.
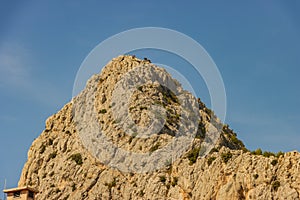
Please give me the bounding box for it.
[19,55,300,199]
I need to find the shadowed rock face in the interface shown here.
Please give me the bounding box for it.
[19,55,300,200]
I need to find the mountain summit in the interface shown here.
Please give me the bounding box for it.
[19,55,300,199]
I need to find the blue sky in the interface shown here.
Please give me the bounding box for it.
[0,1,300,189]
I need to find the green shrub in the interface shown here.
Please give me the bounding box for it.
[48,152,57,159]
[187,147,201,165]
[207,157,216,166]
[99,109,107,114]
[230,135,238,143]
[251,148,262,155]
[205,108,214,117]
[139,190,145,197]
[230,135,244,147]
[195,122,206,139]
[161,88,178,104]
[271,159,278,166]
[159,176,166,183]
[251,148,283,158]
[276,151,284,158]
[272,181,280,191]
[70,153,83,165]
[263,151,275,157]
[222,124,230,133]
[253,174,259,179]
[154,100,162,105]
[241,147,249,153]
[221,152,232,164]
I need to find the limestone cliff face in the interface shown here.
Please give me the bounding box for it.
[19,55,300,200]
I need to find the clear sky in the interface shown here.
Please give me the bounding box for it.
[0,0,299,189]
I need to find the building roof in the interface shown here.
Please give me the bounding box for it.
[3,186,38,193]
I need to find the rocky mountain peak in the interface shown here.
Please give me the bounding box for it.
[18,55,300,199]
